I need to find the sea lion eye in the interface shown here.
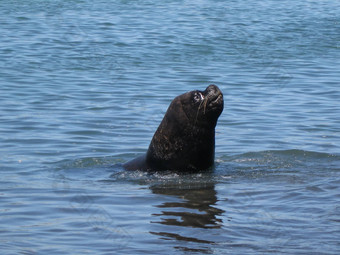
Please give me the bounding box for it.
[193,92,203,103]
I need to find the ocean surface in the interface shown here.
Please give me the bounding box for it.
[1,0,339,254]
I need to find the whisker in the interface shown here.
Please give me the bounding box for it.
[203,97,208,114]
[195,99,205,124]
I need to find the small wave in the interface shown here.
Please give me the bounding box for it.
[109,168,217,189]
[52,156,123,170]
[230,149,339,160]
[48,156,124,184]
[48,150,339,186]
[218,149,340,173]
[245,149,338,159]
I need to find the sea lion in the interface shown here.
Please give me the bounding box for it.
[124,84,224,172]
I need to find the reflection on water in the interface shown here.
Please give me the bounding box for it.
[149,182,224,252]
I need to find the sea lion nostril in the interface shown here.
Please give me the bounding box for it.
[205,84,221,97]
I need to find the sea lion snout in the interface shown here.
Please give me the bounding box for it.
[203,85,224,112]
[205,84,221,96]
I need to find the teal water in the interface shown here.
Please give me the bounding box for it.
[1,0,339,254]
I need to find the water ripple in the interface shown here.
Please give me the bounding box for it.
[1,0,339,254]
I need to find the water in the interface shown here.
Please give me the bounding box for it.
[0,0,339,254]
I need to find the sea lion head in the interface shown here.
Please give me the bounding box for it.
[177,84,224,128]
